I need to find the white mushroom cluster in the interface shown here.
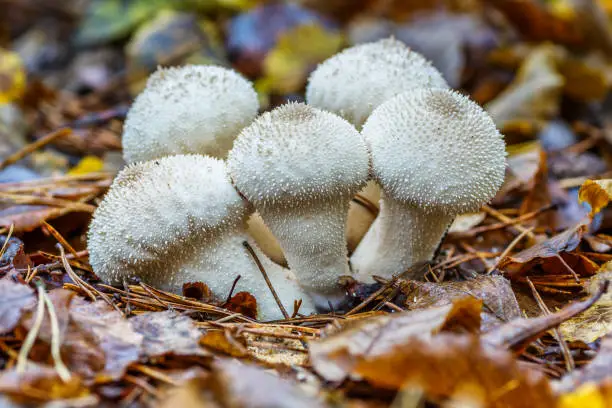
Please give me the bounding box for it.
[88,38,507,320]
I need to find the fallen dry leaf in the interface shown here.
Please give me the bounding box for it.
[401,275,521,331]
[131,310,208,358]
[498,221,594,279]
[482,281,608,352]
[20,291,142,381]
[560,261,612,343]
[486,44,565,129]
[353,333,556,408]
[0,279,35,334]
[210,358,325,408]
[0,364,91,404]
[556,333,612,394]
[309,297,482,382]
[579,179,612,217]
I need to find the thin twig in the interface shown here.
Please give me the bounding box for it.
[41,283,71,382]
[16,282,46,374]
[0,128,72,170]
[58,244,96,301]
[243,241,289,319]
[0,224,15,258]
[43,221,78,258]
[346,277,398,316]
[526,277,575,372]
[482,204,536,240]
[555,254,581,283]
[487,227,535,274]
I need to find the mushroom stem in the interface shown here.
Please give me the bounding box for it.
[351,194,454,282]
[258,199,351,308]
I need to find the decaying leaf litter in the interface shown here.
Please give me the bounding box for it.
[4,0,612,406]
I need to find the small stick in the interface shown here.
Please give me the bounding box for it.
[243,241,289,319]
[16,282,46,374]
[526,277,575,372]
[41,282,71,382]
[58,245,96,301]
[555,254,581,283]
[352,193,379,216]
[346,277,397,316]
[43,221,79,258]
[0,128,72,170]
[0,192,96,213]
[482,204,536,240]
[487,227,535,274]
[0,224,14,258]
[224,275,242,305]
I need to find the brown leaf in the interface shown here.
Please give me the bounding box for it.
[401,275,521,331]
[485,44,565,129]
[0,235,31,273]
[490,0,581,45]
[309,297,482,382]
[0,364,91,404]
[559,261,612,342]
[210,358,325,408]
[353,333,556,407]
[0,278,35,334]
[200,330,249,358]
[498,221,592,279]
[224,291,258,319]
[21,291,142,381]
[130,310,208,358]
[556,333,612,394]
[482,281,608,352]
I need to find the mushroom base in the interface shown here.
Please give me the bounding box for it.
[350,196,454,282]
[257,199,353,310]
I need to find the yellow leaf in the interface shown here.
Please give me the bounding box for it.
[485,44,565,129]
[559,261,612,343]
[0,49,26,105]
[261,23,343,94]
[558,383,607,408]
[578,179,612,217]
[68,156,105,175]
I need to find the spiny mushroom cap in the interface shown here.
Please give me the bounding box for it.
[227,103,369,206]
[122,65,259,163]
[306,37,448,127]
[362,88,506,214]
[88,155,248,284]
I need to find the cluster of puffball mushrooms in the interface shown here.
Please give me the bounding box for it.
[88,38,507,320]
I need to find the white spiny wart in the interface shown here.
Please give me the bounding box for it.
[87,154,315,320]
[306,37,448,128]
[351,88,506,281]
[122,65,259,163]
[227,103,370,309]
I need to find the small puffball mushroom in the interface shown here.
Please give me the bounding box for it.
[227,103,370,308]
[122,65,259,163]
[88,155,314,320]
[351,89,506,282]
[306,37,448,129]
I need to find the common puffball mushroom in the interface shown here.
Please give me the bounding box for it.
[227,103,370,308]
[87,154,315,320]
[351,89,506,282]
[122,65,259,163]
[306,37,448,129]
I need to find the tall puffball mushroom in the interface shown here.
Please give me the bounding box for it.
[122,65,259,163]
[88,155,315,320]
[351,88,506,282]
[306,38,448,252]
[227,103,370,308]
